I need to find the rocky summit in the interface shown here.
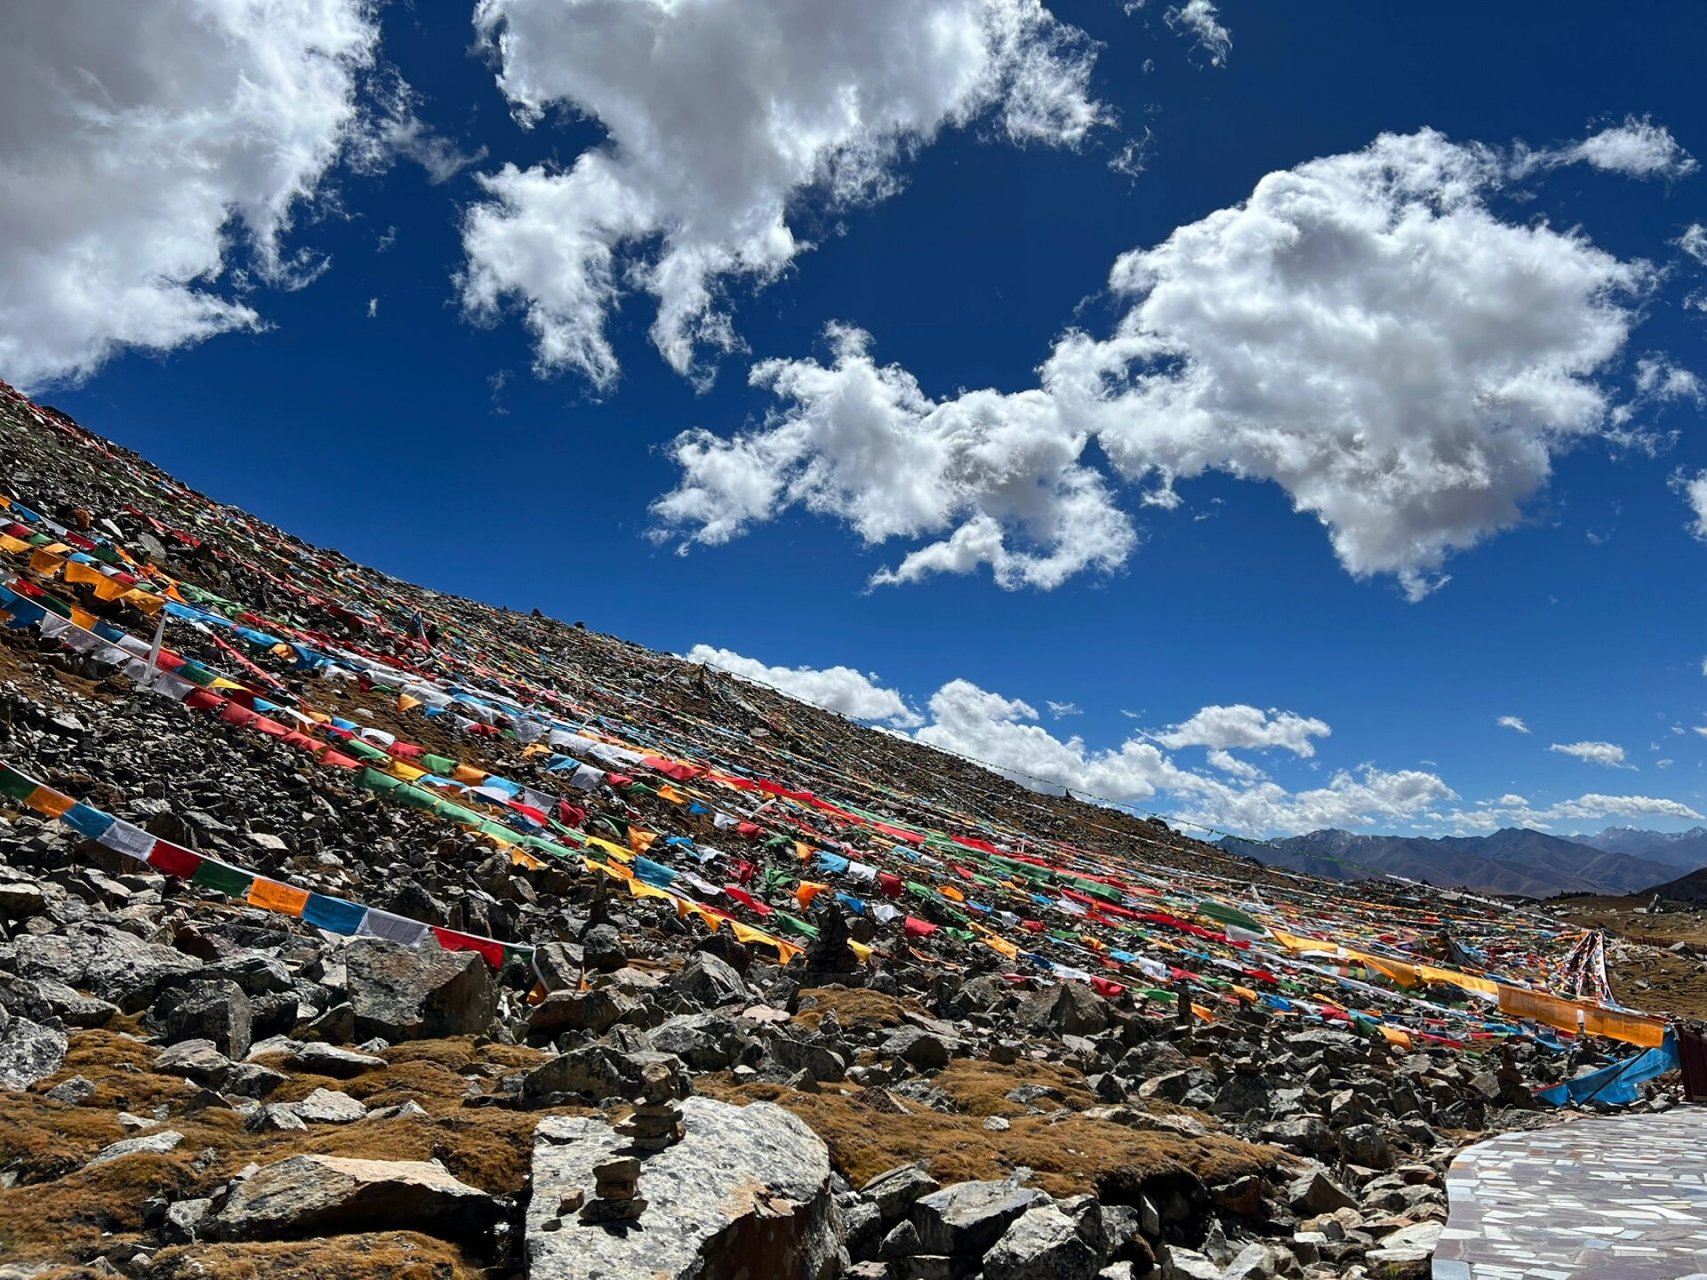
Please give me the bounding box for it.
[0,376,1697,1280]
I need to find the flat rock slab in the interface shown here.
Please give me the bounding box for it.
[209,1154,498,1244]
[527,1096,840,1280]
[1434,1110,1707,1279]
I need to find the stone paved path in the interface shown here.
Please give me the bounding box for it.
[1433,1108,1707,1279]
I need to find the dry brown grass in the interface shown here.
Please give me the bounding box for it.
[145,1231,482,1279]
[0,1030,571,1271]
[793,987,926,1031]
[697,1077,1276,1197]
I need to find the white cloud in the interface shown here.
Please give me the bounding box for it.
[1634,355,1703,403]
[1657,759,1674,769]
[1450,791,1704,828]
[656,129,1657,598]
[460,0,1107,391]
[1497,715,1531,734]
[1554,117,1697,179]
[1045,700,1082,717]
[366,297,378,319]
[1548,740,1632,768]
[652,324,1137,589]
[686,643,922,727]
[0,0,382,389]
[1149,704,1330,757]
[907,676,1449,834]
[1680,224,1707,265]
[1164,0,1231,66]
[1677,469,1707,541]
[1695,727,1707,740]
[1496,793,1528,806]
[1205,748,1262,780]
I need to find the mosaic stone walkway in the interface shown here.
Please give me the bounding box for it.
[1433,1108,1707,1279]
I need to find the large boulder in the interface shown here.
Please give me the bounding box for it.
[1017,983,1111,1038]
[521,1045,689,1104]
[345,939,496,1042]
[911,1181,1041,1257]
[982,1204,1100,1280]
[208,1154,499,1244]
[526,1097,840,1280]
[152,978,252,1059]
[5,925,200,1011]
[0,1005,67,1090]
[668,951,749,1008]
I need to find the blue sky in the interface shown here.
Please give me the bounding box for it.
[7,0,1707,838]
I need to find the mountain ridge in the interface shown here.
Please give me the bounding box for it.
[1219,825,1679,898]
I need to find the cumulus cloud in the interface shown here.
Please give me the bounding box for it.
[1548,740,1632,768]
[460,0,1107,390]
[1634,355,1703,403]
[904,677,1450,834]
[655,128,1658,597]
[1164,0,1231,66]
[686,644,922,727]
[1449,791,1704,829]
[1550,117,1697,179]
[1677,469,1707,541]
[0,0,383,389]
[1497,715,1530,734]
[1149,704,1330,757]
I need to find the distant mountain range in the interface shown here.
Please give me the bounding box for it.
[1217,827,1691,899]
[1565,826,1707,871]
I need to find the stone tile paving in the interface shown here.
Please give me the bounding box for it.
[1434,1108,1707,1279]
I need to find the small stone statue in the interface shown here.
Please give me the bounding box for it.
[580,1155,646,1223]
[615,1061,685,1152]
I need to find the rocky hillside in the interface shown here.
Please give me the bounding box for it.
[1221,827,1673,898]
[0,379,1687,1280]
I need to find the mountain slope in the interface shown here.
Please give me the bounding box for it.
[1221,827,1673,898]
[1570,826,1707,872]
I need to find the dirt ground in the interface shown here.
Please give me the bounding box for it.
[1551,895,1707,1019]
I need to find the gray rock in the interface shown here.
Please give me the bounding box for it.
[668,950,750,1008]
[581,924,626,974]
[983,1205,1099,1280]
[1289,1169,1358,1215]
[770,1036,847,1082]
[1017,983,1111,1037]
[345,939,497,1042]
[154,978,252,1058]
[283,1041,386,1077]
[87,1129,184,1167]
[208,1154,498,1243]
[1338,1123,1393,1169]
[8,925,200,1011]
[162,1197,212,1244]
[882,1028,952,1070]
[526,1096,840,1280]
[45,1073,96,1104]
[1259,1113,1330,1154]
[863,1164,942,1226]
[911,1181,1041,1256]
[650,1013,748,1071]
[526,986,640,1036]
[521,1044,688,1104]
[154,1039,233,1087]
[290,1087,367,1124]
[32,977,117,1028]
[246,1104,308,1133]
[0,1009,67,1090]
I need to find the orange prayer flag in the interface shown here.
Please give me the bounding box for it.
[247,879,310,917]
